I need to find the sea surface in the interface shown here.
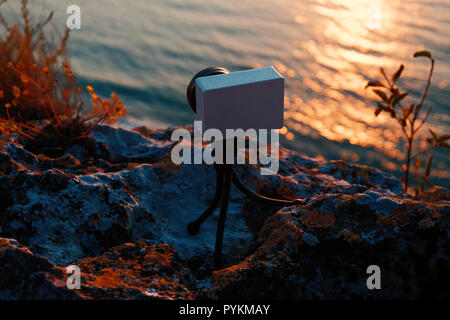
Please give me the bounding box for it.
[3,0,449,187]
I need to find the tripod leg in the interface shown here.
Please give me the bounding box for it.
[187,166,224,234]
[213,165,233,270]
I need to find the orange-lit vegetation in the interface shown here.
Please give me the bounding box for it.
[366,50,449,196]
[0,0,126,154]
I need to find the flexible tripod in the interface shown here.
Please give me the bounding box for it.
[186,67,303,270]
[187,163,303,269]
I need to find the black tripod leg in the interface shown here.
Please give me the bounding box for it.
[187,167,224,234]
[214,165,233,270]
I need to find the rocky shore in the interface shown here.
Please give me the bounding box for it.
[0,125,448,299]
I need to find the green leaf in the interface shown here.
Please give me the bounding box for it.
[414,50,432,59]
[387,92,396,103]
[425,154,433,177]
[391,92,408,107]
[402,104,414,119]
[365,81,386,89]
[375,103,388,117]
[423,175,433,187]
[373,89,388,102]
[392,64,404,84]
[380,67,388,81]
[389,110,396,118]
[374,106,383,117]
[437,134,450,143]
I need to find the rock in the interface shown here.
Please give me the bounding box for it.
[0,124,448,299]
[420,186,450,203]
[0,238,82,300]
[0,238,194,300]
[53,153,82,169]
[92,125,175,163]
[73,240,195,299]
[208,191,449,299]
[0,126,254,265]
[0,167,135,265]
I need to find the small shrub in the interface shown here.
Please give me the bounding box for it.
[0,0,127,155]
[366,50,449,196]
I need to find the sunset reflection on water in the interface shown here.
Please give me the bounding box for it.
[272,0,449,180]
[10,0,448,184]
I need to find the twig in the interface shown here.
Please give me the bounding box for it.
[9,63,63,127]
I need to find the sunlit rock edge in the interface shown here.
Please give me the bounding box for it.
[0,125,448,299]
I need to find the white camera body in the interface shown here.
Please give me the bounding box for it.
[195,66,284,134]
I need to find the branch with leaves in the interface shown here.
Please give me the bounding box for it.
[366,50,449,196]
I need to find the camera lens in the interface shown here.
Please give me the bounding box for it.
[186,67,230,113]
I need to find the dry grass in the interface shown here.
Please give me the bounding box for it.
[0,0,127,154]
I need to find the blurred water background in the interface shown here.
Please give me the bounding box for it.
[3,0,449,186]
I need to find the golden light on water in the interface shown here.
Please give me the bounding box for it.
[276,0,445,170]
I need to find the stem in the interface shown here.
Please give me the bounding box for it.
[404,135,413,193]
[393,112,410,140]
[10,64,62,127]
[45,92,62,127]
[0,119,43,134]
[67,133,93,144]
[413,106,432,134]
[84,113,109,134]
[413,59,434,122]
[10,64,45,91]
[17,130,35,140]
[411,144,437,161]
[402,56,434,194]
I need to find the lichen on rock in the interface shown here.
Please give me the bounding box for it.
[0,125,448,299]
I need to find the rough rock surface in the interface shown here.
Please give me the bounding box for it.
[0,125,448,299]
[0,238,194,299]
